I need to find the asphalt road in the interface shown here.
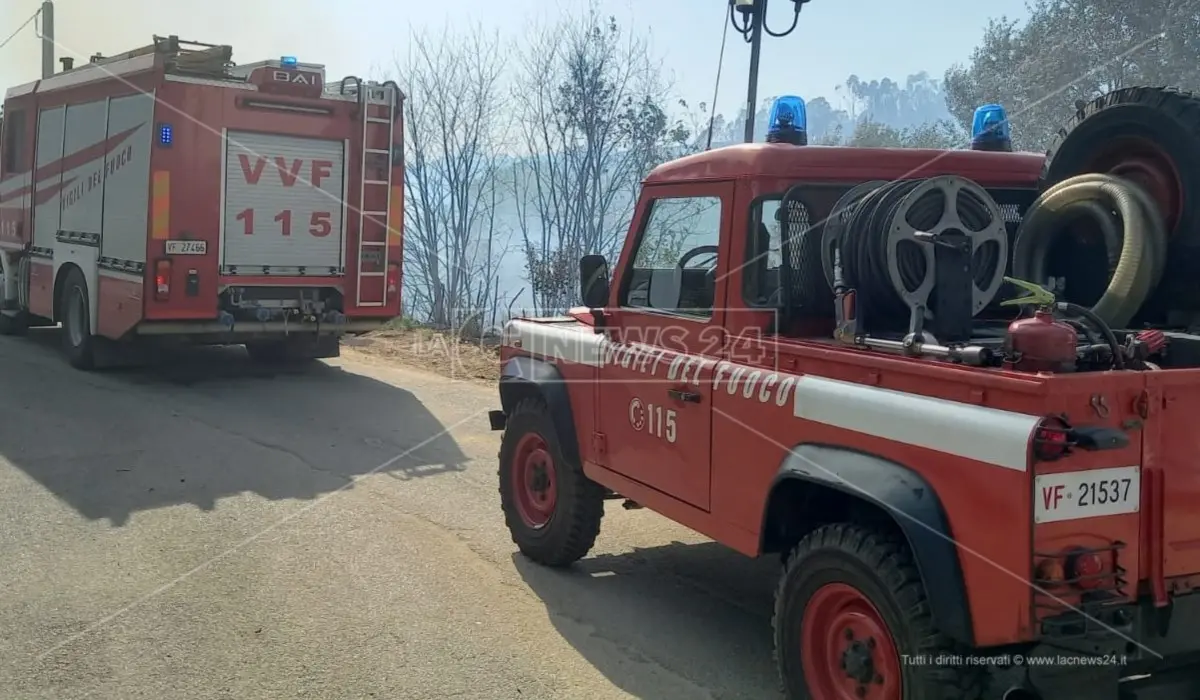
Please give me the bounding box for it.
[0,330,784,700]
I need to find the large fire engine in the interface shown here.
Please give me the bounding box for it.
[0,36,404,369]
[490,88,1200,699]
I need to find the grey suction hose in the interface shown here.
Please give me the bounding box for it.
[1012,173,1168,328]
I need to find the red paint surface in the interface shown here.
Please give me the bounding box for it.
[97,274,145,338]
[645,142,1045,187]
[27,261,53,319]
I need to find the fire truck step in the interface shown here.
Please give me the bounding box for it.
[362,211,387,216]
[364,148,390,154]
[359,272,386,277]
[363,179,389,186]
[360,241,386,246]
[366,117,391,124]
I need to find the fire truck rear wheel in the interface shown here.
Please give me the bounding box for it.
[499,397,604,567]
[60,268,95,370]
[775,523,988,700]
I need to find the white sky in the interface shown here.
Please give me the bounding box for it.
[4,0,1032,118]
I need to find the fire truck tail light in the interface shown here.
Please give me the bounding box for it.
[1066,550,1107,590]
[1032,415,1071,462]
[386,262,399,298]
[1034,558,1065,586]
[155,259,171,301]
[1034,545,1125,597]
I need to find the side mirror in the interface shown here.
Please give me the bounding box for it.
[579,254,610,308]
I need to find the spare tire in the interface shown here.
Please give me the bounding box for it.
[1040,87,1200,307]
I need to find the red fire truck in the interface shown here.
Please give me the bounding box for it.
[0,36,404,369]
[492,87,1200,700]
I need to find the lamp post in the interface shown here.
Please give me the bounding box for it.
[729,0,811,143]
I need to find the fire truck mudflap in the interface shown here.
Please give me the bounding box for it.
[221,131,346,274]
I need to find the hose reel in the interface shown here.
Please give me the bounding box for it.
[1012,173,1168,329]
[819,176,1009,338]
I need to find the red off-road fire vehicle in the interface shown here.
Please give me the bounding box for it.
[0,36,403,369]
[491,87,1200,700]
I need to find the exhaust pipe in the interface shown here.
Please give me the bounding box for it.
[1002,687,1040,700]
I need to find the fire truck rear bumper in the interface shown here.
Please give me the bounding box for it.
[134,319,388,336]
[994,590,1200,699]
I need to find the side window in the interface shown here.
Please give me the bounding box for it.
[623,195,722,318]
[743,195,814,306]
[744,196,785,305]
[2,110,26,174]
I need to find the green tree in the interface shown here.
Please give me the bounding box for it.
[943,0,1200,151]
[512,6,692,313]
[841,119,964,149]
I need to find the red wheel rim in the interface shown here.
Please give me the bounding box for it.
[511,433,557,528]
[801,583,902,700]
[1085,136,1183,232]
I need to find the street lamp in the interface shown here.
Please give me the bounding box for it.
[728,0,811,143]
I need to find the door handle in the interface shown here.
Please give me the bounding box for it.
[668,388,702,403]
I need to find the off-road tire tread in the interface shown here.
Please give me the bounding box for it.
[1039,86,1200,309]
[498,397,604,567]
[773,523,988,700]
[1041,86,1200,185]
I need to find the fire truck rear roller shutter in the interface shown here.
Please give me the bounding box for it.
[221,131,346,272]
[765,443,973,644]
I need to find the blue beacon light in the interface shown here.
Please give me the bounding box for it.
[280,56,299,69]
[158,123,173,147]
[971,103,1012,152]
[766,95,807,146]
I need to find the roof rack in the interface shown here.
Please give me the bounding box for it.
[154,35,234,78]
[83,35,234,80]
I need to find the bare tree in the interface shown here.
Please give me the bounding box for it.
[511,6,692,314]
[394,26,513,329]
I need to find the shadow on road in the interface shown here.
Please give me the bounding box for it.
[0,330,469,525]
[513,540,785,699]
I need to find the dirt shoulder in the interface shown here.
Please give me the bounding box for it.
[342,328,501,384]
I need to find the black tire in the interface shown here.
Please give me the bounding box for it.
[1040,87,1200,307]
[499,397,604,567]
[60,267,95,370]
[774,523,988,700]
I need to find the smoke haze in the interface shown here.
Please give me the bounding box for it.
[2,0,355,89]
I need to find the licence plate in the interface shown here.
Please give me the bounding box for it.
[1034,466,1140,524]
[165,240,206,255]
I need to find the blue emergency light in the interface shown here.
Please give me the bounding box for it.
[970,104,1012,152]
[766,95,807,145]
[280,56,298,68]
[158,123,173,147]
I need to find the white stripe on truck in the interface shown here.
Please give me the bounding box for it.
[793,376,1037,472]
[503,319,1039,471]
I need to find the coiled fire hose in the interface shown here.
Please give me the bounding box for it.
[1011,173,1168,329]
[828,176,1008,326]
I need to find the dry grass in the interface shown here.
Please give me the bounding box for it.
[342,327,501,384]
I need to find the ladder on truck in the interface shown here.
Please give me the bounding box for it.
[354,81,400,307]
